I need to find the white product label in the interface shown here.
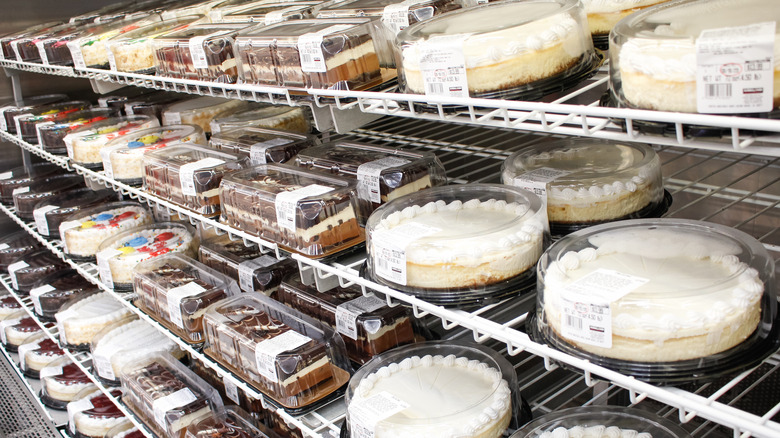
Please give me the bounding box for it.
[513,167,573,205]
[67,396,94,433]
[166,281,207,329]
[12,186,30,195]
[96,248,122,289]
[30,284,56,315]
[93,354,115,381]
[0,171,11,179]
[164,111,182,125]
[210,121,220,134]
[35,40,49,65]
[8,260,29,290]
[275,184,334,232]
[335,295,386,340]
[189,35,210,69]
[223,376,240,404]
[356,157,411,204]
[696,21,776,113]
[107,47,117,71]
[238,255,279,292]
[381,1,420,35]
[34,204,59,236]
[254,330,311,382]
[476,0,489,3]
[298,25,354,73]
[65,136,74,158]
[0,318,20,344]
[56,308,78,344]
[0,243,8,250]
[14,113,32,138]
[35,121,54,145]
[153,388,198,429]
[39,364,62,379]
[264,10,286,25]
[418,34,469,98]
[0,106,11,131]
[67,41,86,69]
[348,391,410,438]
[371,223,440,285]
[59,220,81,253]
[18,340,38,370]
[11,40,22,60]
[560,268,649,349]
[179,157,225,197]
[100,146,115,178]
[124,103,135,115]
[249,138,293,164]
[0,45,4,60]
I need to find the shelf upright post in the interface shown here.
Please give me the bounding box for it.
[4,68,33,172]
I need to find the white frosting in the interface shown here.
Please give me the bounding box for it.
[58,293,133,345]
[350,354,511,438]
[539,425,653,438]
[63,206,150,257]
[105,227,195,285]
[544,229,764,342]
[376,198,544,267]
[93,320,178,379]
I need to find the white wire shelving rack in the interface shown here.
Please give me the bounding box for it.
[3,59,780,156]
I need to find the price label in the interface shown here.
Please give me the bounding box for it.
[107,47,117,71]
[152,388,198,429]
[0,171,10,180]
[418,34,470,98]
[223,376,240,404]
[348,391,410,438]
[164,111,182,125]
[382,1,423,35]
[238,255,279,292]
[166,281,207,328]
[275,184,334,232]
[67,40,86,69]
[8,260,29,290]
[512,167,573,205]
[249,138,293,164]
[12,186,30,196]
[39,364,63,379]
[35,40,50,65]
[56,308,78,345]
[0,106,12,131]
[696,21,776,113]
[11,40,22,61]
[30,284,56,316]
[93,354,115,380]
[371,223,440,285]
[560,268,649,348]
[335,295,386,340]
[34,204,59,236]
[297,25,354,73]
[0,243,8,250]
[356,157,410,204]
[99,145,118,178]
[0,318,21,345]
[67,395,95,433]
[179,157,225,196]
[96,248,122,289]
[18,340,38,370]
[254,330,311,382]
[189,35,211,69]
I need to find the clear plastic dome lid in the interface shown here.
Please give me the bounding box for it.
[104,124,204,150]
[535,219,777,380]
[510,406,692,438]
[345,341,524,438]
[610,0,780,113]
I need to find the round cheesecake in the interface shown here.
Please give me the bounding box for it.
[57,293,134,348]
[5,317,42,348]
[71,389,129,438]
[581,0,672,36]
[541,221,767,362]
[22,338,65,374]
[41,361,96,406]
[348,354,512,438]
[61,202,151,260]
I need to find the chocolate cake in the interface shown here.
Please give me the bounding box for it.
[13,174,85,220]
[30,269,99,320]
[0,163,65,205]
[0,94,67,134]
[0,230,40,268]
[14,101,91,143]
[36,107,118,154]
[33,188,119,238]
[8,249,69,294]
[209,127,317,166]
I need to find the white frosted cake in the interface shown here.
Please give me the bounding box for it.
[92,319,181,382]
[41,360,96,404]
[20,336,65,373]
[400,1,592,95]
[502,140,664,225]
[615,0,780,112]
[348,354,512,438]
[581,0,671,35]
[542,227,764,362]
[61,204,151,259]
[64,117,159,166]
[71,389,130,438]
[537,426,652,438]
[56,293,133,347]
[370,196,545,289]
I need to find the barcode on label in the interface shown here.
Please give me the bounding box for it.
[706,83,732,98]
[426,83,444,94]
[301,54,312,63]
[565,315,583,331]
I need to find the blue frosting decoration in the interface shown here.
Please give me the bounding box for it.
[95,213,114,221]
[128,141,144,149]
[127,236,148,247]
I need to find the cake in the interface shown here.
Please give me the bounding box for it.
[209,106,310,135]
[121,355,221,437]
[202,294,351,408]
[7,250,69,293]
[278,274,416,364]
[0,162,65,205]
[501,140,664,226]
[30,270,100,320]
[162,98,249,134]
[40,360,96,408]
[0,295,22,319]
[581,0,671,36]
[367,188,546,290]
[198,235,298,296]
[348,354,512,438]
[107,18,201,74]
[532,426,651,438]
[234,19,381,90]
[95,223,196,290]
[541,224,766,362]
[0,94,67,135]
[184,406,268,438]
[56,293,133,349]
[12,174,85,220]
[19,337,65,377]
[103,124,206,183]
[14,101,91,143]
[208,126,317,166]
[70,389,129,438]
[91,319,181,383]
[64,115,160,166]
[615,0,780,113]
[60,202,152,260]
[33,188,119,238]
[36,108,116,154]
[142,145,247,217]
[132,254,239,344]
[219,165,364,258]
[294,142,447,216]
[1,316,42,350]
[0,231,40,268]
[399,1,592,96]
